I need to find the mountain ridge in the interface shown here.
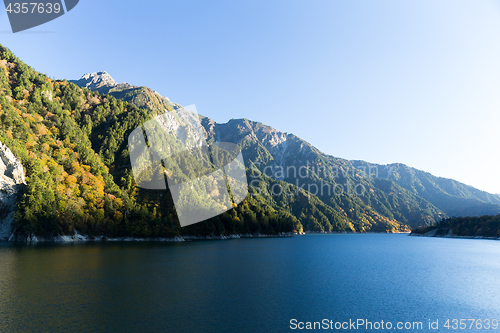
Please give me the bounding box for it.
[69,71,440,231]
[350,160,500,217]
[0,46,307,240]
[1,44,495,241]
[81,72,500,220]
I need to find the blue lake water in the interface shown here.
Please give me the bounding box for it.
[0,234,499,332]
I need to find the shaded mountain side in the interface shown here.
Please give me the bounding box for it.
[202,117,444,228]
[202,117,500,221]
[351,161,500,217]
[206,117,499,220]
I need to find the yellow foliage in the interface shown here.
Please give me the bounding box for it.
[41,143,50,152]
[95,198,104,209]
[63,138,75,150]
[55,184,65,195]
[36,124,48,136]
[65,174,78,187]
[97,208,105,220]
[21,113,35,122]
[114,198,123,208]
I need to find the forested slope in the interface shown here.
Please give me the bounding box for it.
[7,44,490,239]
[411,214,500,238]
[0,45,301,239]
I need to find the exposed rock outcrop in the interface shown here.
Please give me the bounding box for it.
[70,71,123,93]
[0,142,25,240]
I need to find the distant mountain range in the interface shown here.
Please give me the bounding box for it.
[351,161,500,217]
[0,44,498,241]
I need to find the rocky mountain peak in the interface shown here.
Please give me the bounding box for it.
[72,71,118,92]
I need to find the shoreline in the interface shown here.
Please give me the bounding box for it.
[409,228,500,240]
[302,231,410,234]
[5,232,297,244]
[3,230,412,243]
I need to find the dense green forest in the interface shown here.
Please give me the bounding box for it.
[411,214,500,238]
[3,44,470,239]
[0,45,302,239]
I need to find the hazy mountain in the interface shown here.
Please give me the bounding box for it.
[351,161,500,217]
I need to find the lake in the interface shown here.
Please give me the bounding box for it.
[0,234,499,332]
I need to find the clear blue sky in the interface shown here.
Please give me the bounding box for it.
[1,0,500,194]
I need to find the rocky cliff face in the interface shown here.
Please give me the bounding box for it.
[0,142,25,240]
[70,71,122,93]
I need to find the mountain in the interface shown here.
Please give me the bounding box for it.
[1,44,497,240]
[351,161,500,217]
[72,80,422,232]
[70,71,119,93]
[0,46,303,240]
[74,72,500,228]
[73,73,449,231]
[70,72,176,114]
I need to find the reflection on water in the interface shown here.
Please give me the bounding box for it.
[0,235,500,333]
[0,246,16,329]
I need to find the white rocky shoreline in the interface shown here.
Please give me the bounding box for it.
[4,230,414,243]
[6,231,296,243]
